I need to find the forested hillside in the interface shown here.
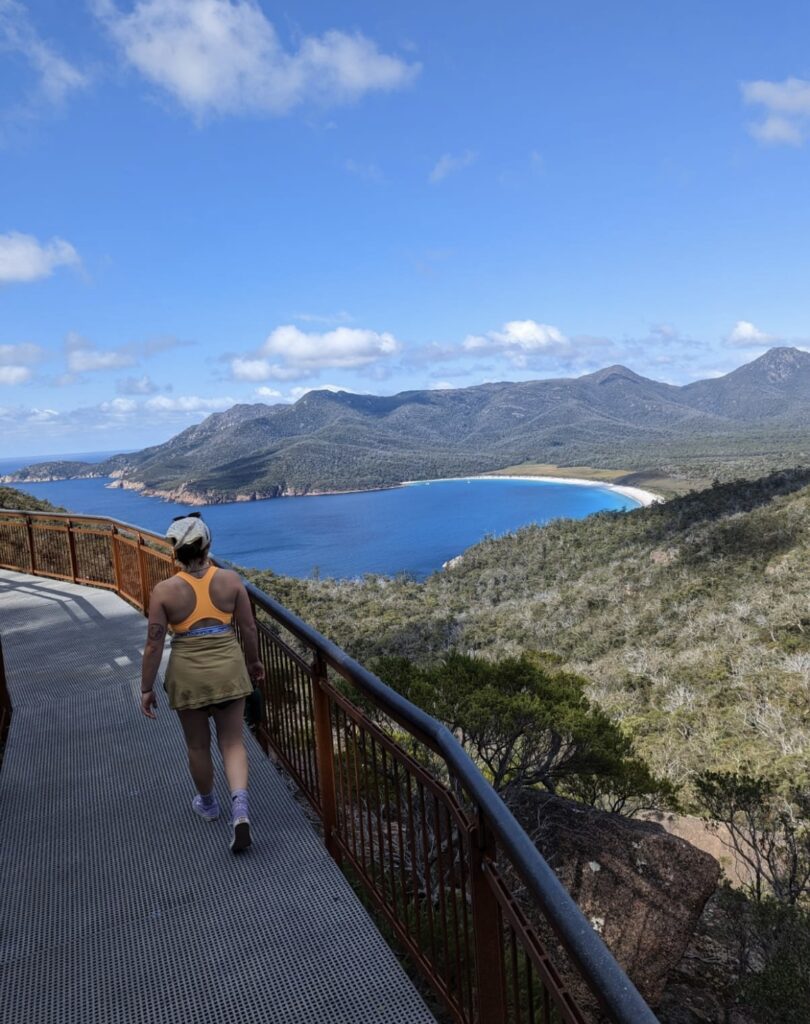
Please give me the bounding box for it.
[251,467,810,797]
[5,347,810,502]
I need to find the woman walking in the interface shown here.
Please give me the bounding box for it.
[140,513,265,853]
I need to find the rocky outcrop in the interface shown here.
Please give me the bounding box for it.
[105,478,286,504]
[658,888,763,1024]
[105,476,404,505]
[512,791,721,1011]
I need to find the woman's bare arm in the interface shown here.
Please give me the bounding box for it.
[140,587,169,717]
[233,582,265,683]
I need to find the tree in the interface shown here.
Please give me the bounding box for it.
[373,651,671,814]
[695,771,810,904]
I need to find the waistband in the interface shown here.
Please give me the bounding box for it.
[172,624,234,639]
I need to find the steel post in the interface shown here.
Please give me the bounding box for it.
[66,520,78,581]
[24,515,36,574]
[469,813,508,1024]
[312,653,341,864]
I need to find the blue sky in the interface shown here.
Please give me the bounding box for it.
[2,0,810,456]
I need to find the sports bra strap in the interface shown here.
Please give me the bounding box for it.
[171,566,233,634]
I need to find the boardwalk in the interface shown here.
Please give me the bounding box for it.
[0,570,435,1024]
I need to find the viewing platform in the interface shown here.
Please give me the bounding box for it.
[0,570,435,1023]
[0,510,659,1024]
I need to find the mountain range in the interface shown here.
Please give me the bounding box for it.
[5,347,810,503]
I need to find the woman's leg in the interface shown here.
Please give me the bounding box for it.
[211,698,248,793]
[177,708,214,794]
[212,699,251,850]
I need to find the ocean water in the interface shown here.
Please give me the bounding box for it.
[3,467,637,579]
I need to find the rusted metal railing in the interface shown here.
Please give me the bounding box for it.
[0,508,658,1024]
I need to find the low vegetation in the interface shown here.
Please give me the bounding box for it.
[0,486,63,513]
[252,466,810,801]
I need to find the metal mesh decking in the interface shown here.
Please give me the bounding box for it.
[0,570,435,1024]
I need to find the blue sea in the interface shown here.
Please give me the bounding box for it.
[1,452,637,579]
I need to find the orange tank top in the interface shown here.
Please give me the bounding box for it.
[171,566,233,634]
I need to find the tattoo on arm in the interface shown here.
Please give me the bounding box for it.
[148,623,166,642]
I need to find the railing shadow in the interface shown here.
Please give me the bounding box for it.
[0,634,11,768]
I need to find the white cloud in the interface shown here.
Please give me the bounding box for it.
[116,374,159,395]
[1,391,242,446]
[0,0,89,105]
[0,365,31,385]
[231,358,270,381]
[94,0,419,118]
[494,320,568,351]
[749,115,803,146]
[68,349,134,372]
[726,320,775,347]
[27,407,59,422]
[255,386,282,398]
[100,397,138,414]
[262,324,399,368]
[742,77,810,115]
[66,332,136,372]
[230,357,304,382]
[742,77,810,147]
[429,149,477,184]
[231,324,399,380]
[145,394,234,412]
[430,381,455,391]
[463,320,569,365]
[0,231,80,283]
[0,342,43,365]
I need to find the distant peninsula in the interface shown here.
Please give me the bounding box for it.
[4,347,810,505]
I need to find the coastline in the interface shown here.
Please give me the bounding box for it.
[110,472,663,507]
[7,469,662,510]
[403,474,662,508]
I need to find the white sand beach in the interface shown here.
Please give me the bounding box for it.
[404,474,661,507]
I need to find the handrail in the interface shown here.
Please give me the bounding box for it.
[0,507,658,1023]
[239,578,656,1023]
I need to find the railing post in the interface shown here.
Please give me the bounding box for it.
[240,595,269,754]
[136,533,148,613]
[111,525,122,594]
[312,652,341,865]
[24,515,36,574]
[66,519,78,582]
[469,811,508,1024]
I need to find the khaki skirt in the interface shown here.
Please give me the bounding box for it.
[164,630,252,711]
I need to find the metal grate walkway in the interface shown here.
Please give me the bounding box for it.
[0,571,435,1024]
